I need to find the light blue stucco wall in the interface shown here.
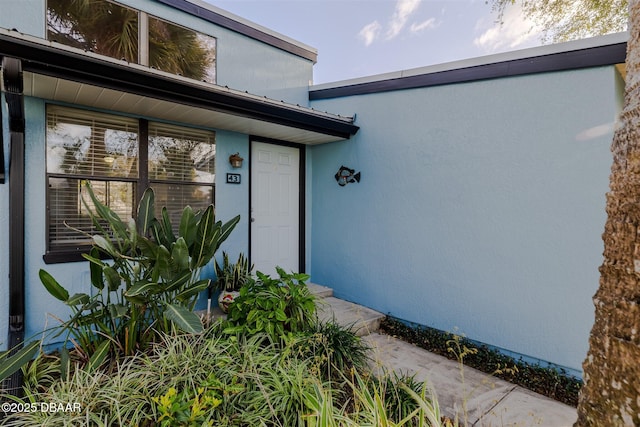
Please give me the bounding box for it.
[0,0,313,106]
[214,130,250,258]
[309,66,621,374]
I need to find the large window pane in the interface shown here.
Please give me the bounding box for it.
[149,16,216,83]
[148,123,215,183]
[150,183,214,226]
[45,106,216,259]
[47,0,139,62]
[48,178,135,250]
[47,107,139,179]
[47,1,217,84]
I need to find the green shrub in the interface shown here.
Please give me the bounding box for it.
[0,341,40,384]
[214,251,254,292]
[304,370,452,427]
[225,268,317,342]
[39,183,240,361]
[6,323,452,427]
[152,379,223,427]
[378,371,429,425]
[291,320,370,380]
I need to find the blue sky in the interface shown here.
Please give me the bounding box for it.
[209,0,544,84]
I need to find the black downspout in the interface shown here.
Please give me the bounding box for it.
[0,89,4,184]
[3,56,25,396]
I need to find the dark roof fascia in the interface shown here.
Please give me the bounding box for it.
[0,33,357,140]
[156,0,317,63]
[309,41,627,100]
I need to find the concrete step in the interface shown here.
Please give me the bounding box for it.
[307,282,334,298]
[316,296,385,336]
[309,282,385,336]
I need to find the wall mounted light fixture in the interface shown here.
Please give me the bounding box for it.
[229,152,244,168]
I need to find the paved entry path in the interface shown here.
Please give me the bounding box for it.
[310,283,578,427]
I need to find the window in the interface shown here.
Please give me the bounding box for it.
[46,0,216,83]
[47,0,139,62]
[148,122,216,226]
[148,16,216,83]
[45,106,215,262]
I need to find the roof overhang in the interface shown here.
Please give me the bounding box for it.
[0,29,358,145]
[310,32,628,100]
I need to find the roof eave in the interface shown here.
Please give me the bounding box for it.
[0,29,358,143]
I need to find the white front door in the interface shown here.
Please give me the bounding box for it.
[250,141,300,277]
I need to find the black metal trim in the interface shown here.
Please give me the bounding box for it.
[0,87,4,184]
[3,55,25,397]
[248,137,306,274]
[309,42,628,100]
[155,0,317,63]
[0,32,357,140]
[298,145,306,274]
[138,119,149,195]
[8,133,24,335]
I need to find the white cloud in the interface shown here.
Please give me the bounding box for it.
[410,17,437,33]
[358,0,435,46]
[358,20,382,47]
[386,0,421,39]
[473,5,541,52]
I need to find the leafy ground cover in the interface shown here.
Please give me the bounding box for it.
[379,316,582,407]
[2,266,458,426]
[3,319,456,426]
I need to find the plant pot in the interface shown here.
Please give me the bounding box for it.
[218,290,240,313]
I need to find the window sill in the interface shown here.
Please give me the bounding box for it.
[43,248,103,264]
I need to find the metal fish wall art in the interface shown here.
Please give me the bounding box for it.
[335,165,361,186]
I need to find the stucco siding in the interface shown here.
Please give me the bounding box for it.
[309,66,621,374]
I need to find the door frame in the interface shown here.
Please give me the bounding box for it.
[249,136,306,274]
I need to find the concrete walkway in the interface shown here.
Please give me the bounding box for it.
[310,283,578,427]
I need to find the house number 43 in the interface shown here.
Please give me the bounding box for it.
[226,173,241,184]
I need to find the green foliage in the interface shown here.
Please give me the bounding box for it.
[304,370,452,427]
[39,182,240,360]
[7,351,154,426]
[214,251,254,292]
[375,372,429,424]
[380,316,582,406]
[0,341,40,383]
[5,325,451,427]
[153,381,222,427]
[292,320,371,379]
[490,0,627,43]
[225,268,317,342]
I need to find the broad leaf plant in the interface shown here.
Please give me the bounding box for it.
[40,182,240,362]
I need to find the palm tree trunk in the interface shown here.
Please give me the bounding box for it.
[576,1,640,425]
